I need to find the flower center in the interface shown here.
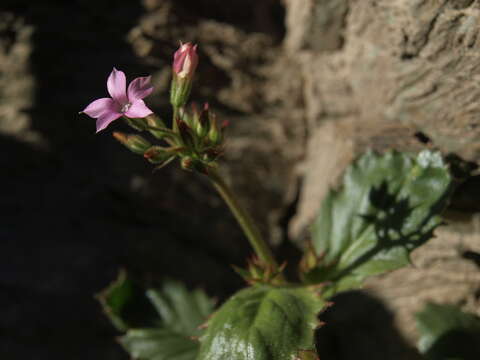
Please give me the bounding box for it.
[121,102,132,113]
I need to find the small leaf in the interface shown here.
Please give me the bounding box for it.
[120,329,199,360]
[97,269,157,331]
[145,282,213,337]
[305,150,452,295]
[198,285,326,360]
[99,272,215,360]
[416,303,480,360]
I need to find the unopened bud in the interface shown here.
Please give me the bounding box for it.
[299,242,320,275]
[146,115,166,139]
[146,114,166,129]
[113,132,151,154]
[196,103,210,137]
[180,156,194,171]
[170,42,198,108]
[189,102,208,138]
[208,113,222,145]
[173,42,198,80]
[143,146,170,164]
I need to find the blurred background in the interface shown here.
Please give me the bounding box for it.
[1,0,480,359]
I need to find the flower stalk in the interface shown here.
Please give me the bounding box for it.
[207,169,283,278]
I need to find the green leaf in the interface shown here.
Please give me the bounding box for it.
[144,282,214,338]
[120,329,199,360]
[416,303,480,360]
[305,150,452,295]
[99,272,215,360]
[198,285,326,360]
[97,269,157,331]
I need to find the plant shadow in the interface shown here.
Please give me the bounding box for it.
[316,291,423,360]
[328,179,451,282]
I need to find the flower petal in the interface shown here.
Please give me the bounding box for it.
[173,43,198,79]
[124,99,153,118]
[95,111,123,133]
[173,47,188,74]
[127,76,154,102]
[82,98,116,118]
[107,67,128,104]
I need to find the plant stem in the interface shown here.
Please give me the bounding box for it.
[207,169,281,272]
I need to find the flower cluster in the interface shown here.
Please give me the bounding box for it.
[81,42,225,173]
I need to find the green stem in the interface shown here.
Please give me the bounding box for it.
[207,169,281,272]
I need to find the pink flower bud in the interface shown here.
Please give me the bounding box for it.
[173,42,198,80]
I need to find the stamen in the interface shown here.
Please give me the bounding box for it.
[121,103,132,113]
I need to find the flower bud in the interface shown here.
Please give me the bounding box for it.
[113,132,151,154]
[197,103,210,137]
[173,42,198,80]
[146,114,166,129]
[170,42,198,108]
[208,112,222,145]
[180,157,208,174]
[180,156,194,171]
[143,146,171,164]
[191,102,209,138]
[145,114,166,139]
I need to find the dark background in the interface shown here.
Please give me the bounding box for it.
[0,1,286,359]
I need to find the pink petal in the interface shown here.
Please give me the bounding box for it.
[172,43,198,78]
[82,98,116,118]
[124,99,153,118]
[95,111,123,133]
[127,76,153,102]
[107,68,127,104]
[173,48,188,74]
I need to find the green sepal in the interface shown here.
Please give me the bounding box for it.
[303,150,452,296]
[170,77,193,109]
[153,156,176,172]
[144,146,173,164]
[416,303,480,359]
[232,257,287,285]
[198,285,326,360]
[145,115,168,139]
[124,117,149,131]
[113,132,152,155]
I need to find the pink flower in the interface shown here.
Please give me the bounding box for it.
[173,42,198,79]
[82,68,154,133]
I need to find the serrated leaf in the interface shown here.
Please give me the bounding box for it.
[198,285,326,360]
[416,303,480,360]
[120,329,199,360]
[305,150,452,295]
[145,282,213,337]
[99,272,215,360]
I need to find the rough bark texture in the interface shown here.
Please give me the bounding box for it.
[283,0,480,356]
[1,0,480,359]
